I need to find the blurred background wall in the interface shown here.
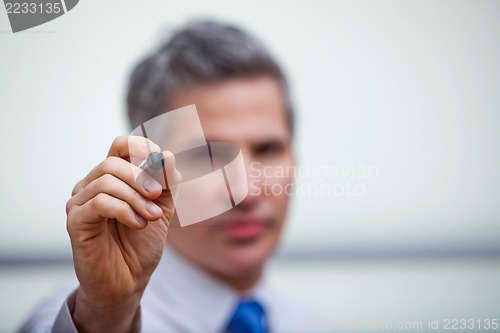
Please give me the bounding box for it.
[1,0,499,332]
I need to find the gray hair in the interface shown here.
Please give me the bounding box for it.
[126,20,294,134]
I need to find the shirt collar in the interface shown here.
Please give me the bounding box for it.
[151,244,267,332]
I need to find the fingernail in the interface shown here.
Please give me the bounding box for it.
[135,213,147,227]
[143,179,161,192]
[146,202,163,216]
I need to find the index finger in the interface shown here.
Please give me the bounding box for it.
[71,136,162,197]
[107,135,161,163]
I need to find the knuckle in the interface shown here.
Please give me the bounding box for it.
[92,193,108,210]
[125,188,142,205]
[71,181,83,196]
[95,173,114,191]
[66,208,77,223]
[65,199,73,215]
[71,186,78,197]
[66,209,79,233]
[99,156,118,174]
[117,200,132,221]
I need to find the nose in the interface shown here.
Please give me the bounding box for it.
[234,152,261,211]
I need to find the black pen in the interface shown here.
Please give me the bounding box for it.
[139,152,165,178]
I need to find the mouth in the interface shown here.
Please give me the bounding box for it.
[222,219,266,241]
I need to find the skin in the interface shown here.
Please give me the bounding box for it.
[65,76,294,332]
[168,77,294,290]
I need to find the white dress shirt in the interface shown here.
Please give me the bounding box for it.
[18,245,335,333]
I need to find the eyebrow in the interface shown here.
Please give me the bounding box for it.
[204,135,291,145]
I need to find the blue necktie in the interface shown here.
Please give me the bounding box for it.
[226,299,268,333]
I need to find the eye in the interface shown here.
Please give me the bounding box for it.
[253,140,285,157]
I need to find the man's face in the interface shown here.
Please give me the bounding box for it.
[167,77,294,281]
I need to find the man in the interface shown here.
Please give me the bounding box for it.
[19,21,331,333]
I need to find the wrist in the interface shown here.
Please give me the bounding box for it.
[72,288,141,333]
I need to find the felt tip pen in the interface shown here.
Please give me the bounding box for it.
[138,152,165,178]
